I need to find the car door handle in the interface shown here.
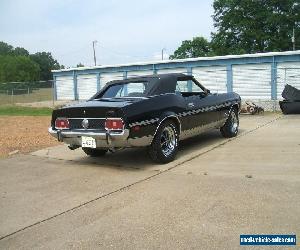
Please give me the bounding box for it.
[188,103,195,108]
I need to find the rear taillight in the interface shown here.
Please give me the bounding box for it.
[55,118,69,129]
[105,118,124,131]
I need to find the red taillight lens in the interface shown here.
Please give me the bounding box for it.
[55,118,69,129]
[105,118,124,130]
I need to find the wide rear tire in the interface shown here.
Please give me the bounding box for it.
[148,120,179,164]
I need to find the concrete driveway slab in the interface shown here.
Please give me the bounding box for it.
[1,170,299,249]
[0,155,153,238]
[174,114,300,181]
[1,114,298,250]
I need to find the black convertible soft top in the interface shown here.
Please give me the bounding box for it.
[93,73,203,98]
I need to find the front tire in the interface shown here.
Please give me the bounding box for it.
[220,108,239,138]
[82,148,107,157]
[148,120,179,164]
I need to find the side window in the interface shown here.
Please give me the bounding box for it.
[176,79,204,93]
[126,82,146,95]
[115,82,147,97]
[176,80,189,92]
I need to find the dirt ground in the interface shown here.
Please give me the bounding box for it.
[0,116,61,158]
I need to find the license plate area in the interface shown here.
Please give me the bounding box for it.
[81,136,96,148]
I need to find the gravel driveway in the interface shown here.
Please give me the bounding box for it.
[0,116,60,158]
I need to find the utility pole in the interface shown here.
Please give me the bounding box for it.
[92,40,97,66]
[292,28,295,51]
[161,48,166,60]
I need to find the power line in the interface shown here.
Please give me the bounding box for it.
[100,45,151,59]
[56,42,170,67]
[55,44,90,57]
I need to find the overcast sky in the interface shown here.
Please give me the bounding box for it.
[0,0,214,67]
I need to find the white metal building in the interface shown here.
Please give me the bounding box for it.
[52,51,300,108]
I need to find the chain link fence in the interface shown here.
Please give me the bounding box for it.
[0,80,56,106]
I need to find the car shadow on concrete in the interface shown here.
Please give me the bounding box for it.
[68,129,227,171]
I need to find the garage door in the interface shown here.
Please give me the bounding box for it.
[100,72,124,87]
[277,62,300,99]
[192,66,227,94]
[127,70,154,78]
[77,74,98,100]
[233,64,271,99]
[55,75,74,100]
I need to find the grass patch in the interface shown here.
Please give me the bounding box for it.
[0,105,53,116]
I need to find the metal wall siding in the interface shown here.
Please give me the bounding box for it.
[100,72,124,87]
[232,64,272,99]
[192,66,227,94]
[157,68,188,74]
[126,70,154,77]
[276,62,300,99]
[56,76,74,100]
[77,74,98,100]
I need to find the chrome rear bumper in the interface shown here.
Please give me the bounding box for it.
[48,127,152,148]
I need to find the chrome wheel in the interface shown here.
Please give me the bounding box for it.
[160,125,177,157]
[230,111,238,133]
[220,108,239,138]
[148,120,179,164]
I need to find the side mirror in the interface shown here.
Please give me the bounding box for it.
[206,89,211,95]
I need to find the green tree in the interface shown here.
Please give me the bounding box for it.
[0,55,40,83]
[0,41,14,55]
[211,0,300,55]
[0,41,63,82]
[170,37,213,59]
[30,52,61,80]
[0,42,29,56]
[13,47,29,56]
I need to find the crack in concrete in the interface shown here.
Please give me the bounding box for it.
[0,115,282,241]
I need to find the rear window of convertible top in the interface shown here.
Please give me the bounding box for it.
[100,81,150,98]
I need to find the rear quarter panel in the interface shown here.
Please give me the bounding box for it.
[122,94,185,140]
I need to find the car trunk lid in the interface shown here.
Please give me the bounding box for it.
[51,98,145,127]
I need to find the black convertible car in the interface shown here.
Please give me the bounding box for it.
[49,73,241,163]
